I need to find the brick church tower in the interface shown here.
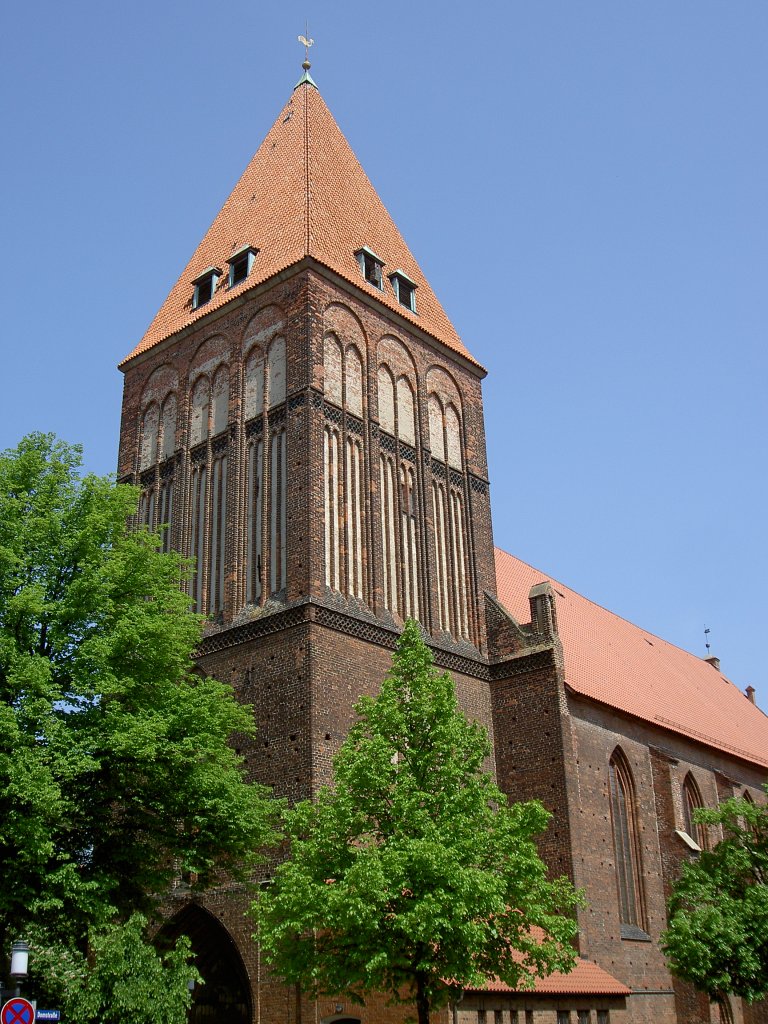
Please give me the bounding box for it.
[118,65,501,1022]
[118,62,768,1024]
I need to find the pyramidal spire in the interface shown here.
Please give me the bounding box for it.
[122,78,476,366]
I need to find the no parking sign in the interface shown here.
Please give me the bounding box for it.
[1,999,35,1024]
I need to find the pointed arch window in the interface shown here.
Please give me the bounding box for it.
[608,750,646,935]
[682,773,708,851]
[241,335,288,607]
[244,348,265,421]
[187,369,228,615]
[140,404,159,470]
[376,362,421,619]
[323,336,366,602]
[428,393,470,640]
[137,395,177,551]
[396,377,416,445]
[190,377,210,447]
[160,395,177,460]
[211,367,229,436]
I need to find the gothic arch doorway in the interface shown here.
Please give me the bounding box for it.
[158,904,251,1024]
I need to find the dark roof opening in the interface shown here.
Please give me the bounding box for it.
[192,267,222,309]
[355,246,384,290]
[389,269,417,312]
[228,245,259,287]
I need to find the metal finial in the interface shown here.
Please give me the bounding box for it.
[298,24,314,69]
[704,626,711,654]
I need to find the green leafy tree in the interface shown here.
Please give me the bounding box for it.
[0,434,279,1018]
[28,914,200,1024]
[663,789,768,1005]
[256,620,582,1024]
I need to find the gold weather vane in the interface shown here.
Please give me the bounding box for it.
[298,25,314,70]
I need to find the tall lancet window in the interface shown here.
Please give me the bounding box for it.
[379,449,398,613]
[188,376,211,611]
[377,362,420,619]
[682,773,708,851]
[190,376,210,447]
[269,425,287,594]
[190,458,207,612]
[267,337,287,595]
[399,462,419,619]
[138,403,159,532]
[242,336,286,604]
[608,749,646,934]
[140,404,159,471]
[161,396,177,460]
[187,369,229,614]
[245,435,264,605]
[244,347,265,605]
[323,333,366,602]
[324,424,341,591]
[157,394,177,553]
[428,393,469,639]
[207,368,229,615]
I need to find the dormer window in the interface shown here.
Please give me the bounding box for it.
[355,246,384,290]
[389,270,417,312]
[192,267,222,309]
[228,245,259,287]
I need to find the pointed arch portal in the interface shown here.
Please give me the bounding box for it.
[158,904,251,1024]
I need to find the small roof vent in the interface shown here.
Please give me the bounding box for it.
[354,246,384,290]
[191,267,222,309]
[389,269,417,312]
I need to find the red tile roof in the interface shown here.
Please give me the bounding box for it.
[121,80,477,368]
[494,547,768,769]
[470,958,630,996]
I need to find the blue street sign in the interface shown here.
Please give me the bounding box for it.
[35,1013,59,1022]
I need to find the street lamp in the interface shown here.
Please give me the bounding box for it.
[1,940,29,1000]
[9,943,29,983]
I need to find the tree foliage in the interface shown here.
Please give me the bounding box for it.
[256,620,581,1024]
[662,789,768,1003]
[28,915,199,1024]
[0,434,279,1016]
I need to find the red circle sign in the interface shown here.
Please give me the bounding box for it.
[1,999,35,1024]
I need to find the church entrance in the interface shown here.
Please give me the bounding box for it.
[158,904,251,1024]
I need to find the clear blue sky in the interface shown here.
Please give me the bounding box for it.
[2,2,766,705]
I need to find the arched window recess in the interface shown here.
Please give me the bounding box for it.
[608,748,648,939]
[681,773,708,852]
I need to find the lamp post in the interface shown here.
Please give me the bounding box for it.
[1,939,29,1001]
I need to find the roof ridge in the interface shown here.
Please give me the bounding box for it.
[303,81,310,253]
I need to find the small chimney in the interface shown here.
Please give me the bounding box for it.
[703,655,720,672]
[529,581,558,639]
[746,686,756,704]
